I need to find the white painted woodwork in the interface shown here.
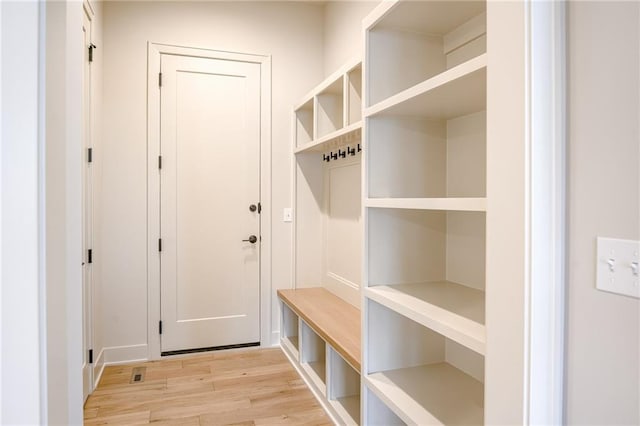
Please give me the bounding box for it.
[81,5,94,401]
[365,283,485,355]
[159,54,260,352]
[365,197,486,212]
[295,99,314,147]
[365,388,405,426]
[281,303,299,360]
[323,157,362,306]
[300,320,327,395]
[368,111,486,199]
[365,0,486,106]
[347,65,363,126]
[366,300,484,424]
[366,364,483,425]
[294,121,362,154]
[365,55,486,120]
[316,77,344,139]
[328,347,360,425]
[363,1,489,422]
[292,57,363,308]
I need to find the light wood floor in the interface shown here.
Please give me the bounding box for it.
[84,347,331,425]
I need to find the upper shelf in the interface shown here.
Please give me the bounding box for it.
[365,54,487,120]
[364,0,486,36]
[294,57,362,152]
[365,197,486,212]
[294,121,362,154]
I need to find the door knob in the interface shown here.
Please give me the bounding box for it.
[249,204,257,212]
[242,235,258,244]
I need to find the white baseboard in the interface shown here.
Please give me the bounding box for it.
[102,344,149,365]
[324,273,360,308]
[270,331,280,347]
[92,348,106,388]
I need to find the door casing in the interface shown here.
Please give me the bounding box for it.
[147,43,272,360]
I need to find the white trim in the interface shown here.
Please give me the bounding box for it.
[92,348,105,389]
[147,43,272,359]
[526,0,566,424]
[102,344,149,365]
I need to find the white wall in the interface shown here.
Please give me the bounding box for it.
[0,1,43,423]
[99,1,325,357]
[566,2,640,424]
[323,1,377,76]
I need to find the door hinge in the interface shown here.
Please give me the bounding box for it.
[88,249,93,264]
[88,349,93,364]
[88,147,93,163]
[88,43,96,63]
[159,321,163,335]
[158,238,162,252]
[158,72,163,87]
[258,202,262,214]
[158,155,162,169]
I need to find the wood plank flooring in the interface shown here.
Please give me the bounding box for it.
[84,347,332,425]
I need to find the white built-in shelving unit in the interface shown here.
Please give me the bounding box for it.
[293,57,363,307]
[363,0,488,424]
[287,57,364,425]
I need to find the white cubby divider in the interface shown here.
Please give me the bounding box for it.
[294,57,362,155]
[300,319,327,395]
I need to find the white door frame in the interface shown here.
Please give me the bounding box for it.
[525,1,567,424]
[147,43,272,360]
[81,0,95,399]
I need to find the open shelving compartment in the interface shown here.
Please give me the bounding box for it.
[327,347,361,425]
[365,0,486,108]
[366,207,486,354]
[280,301,299,360]
[365,386,405,426]
[365,299,484,425]
[300,319,327,395]
[316,76,345,139]
[294,98,315,148]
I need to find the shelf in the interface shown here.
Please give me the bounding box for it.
[365,1,486,106]
[366,197,486,212]
[367,110,486,198]
[331,395,360,425]
[294,121,362,154]
[294,98,314,147]
[365,54,486,120]
[366,363,484,426]
[365,282,485,354]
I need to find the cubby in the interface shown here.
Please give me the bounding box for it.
[328,347,360,425]
[295,98,314,148]
[367,111,486,201]
[366,1,486,107]
[280,302,299,359]
[366,208,485,354]
[316,77,344,139]
[365,387,405,426]
[347,64,362,126]
[300,320,327,395]
[365,300,484,425]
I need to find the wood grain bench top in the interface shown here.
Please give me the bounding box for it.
[278,287,361,373]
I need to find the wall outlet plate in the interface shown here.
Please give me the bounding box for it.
[283,208,293,223]
[596,237,640,299]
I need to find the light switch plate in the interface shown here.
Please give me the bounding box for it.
[283,208,293,223]
[596,237,640,299]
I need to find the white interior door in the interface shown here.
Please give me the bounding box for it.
[159,54,261,354]
[81,7,94,401]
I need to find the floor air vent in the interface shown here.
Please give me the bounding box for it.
[130,367,146,384]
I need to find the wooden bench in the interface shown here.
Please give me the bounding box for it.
[277,287,360,372]
[277,287,361,425]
